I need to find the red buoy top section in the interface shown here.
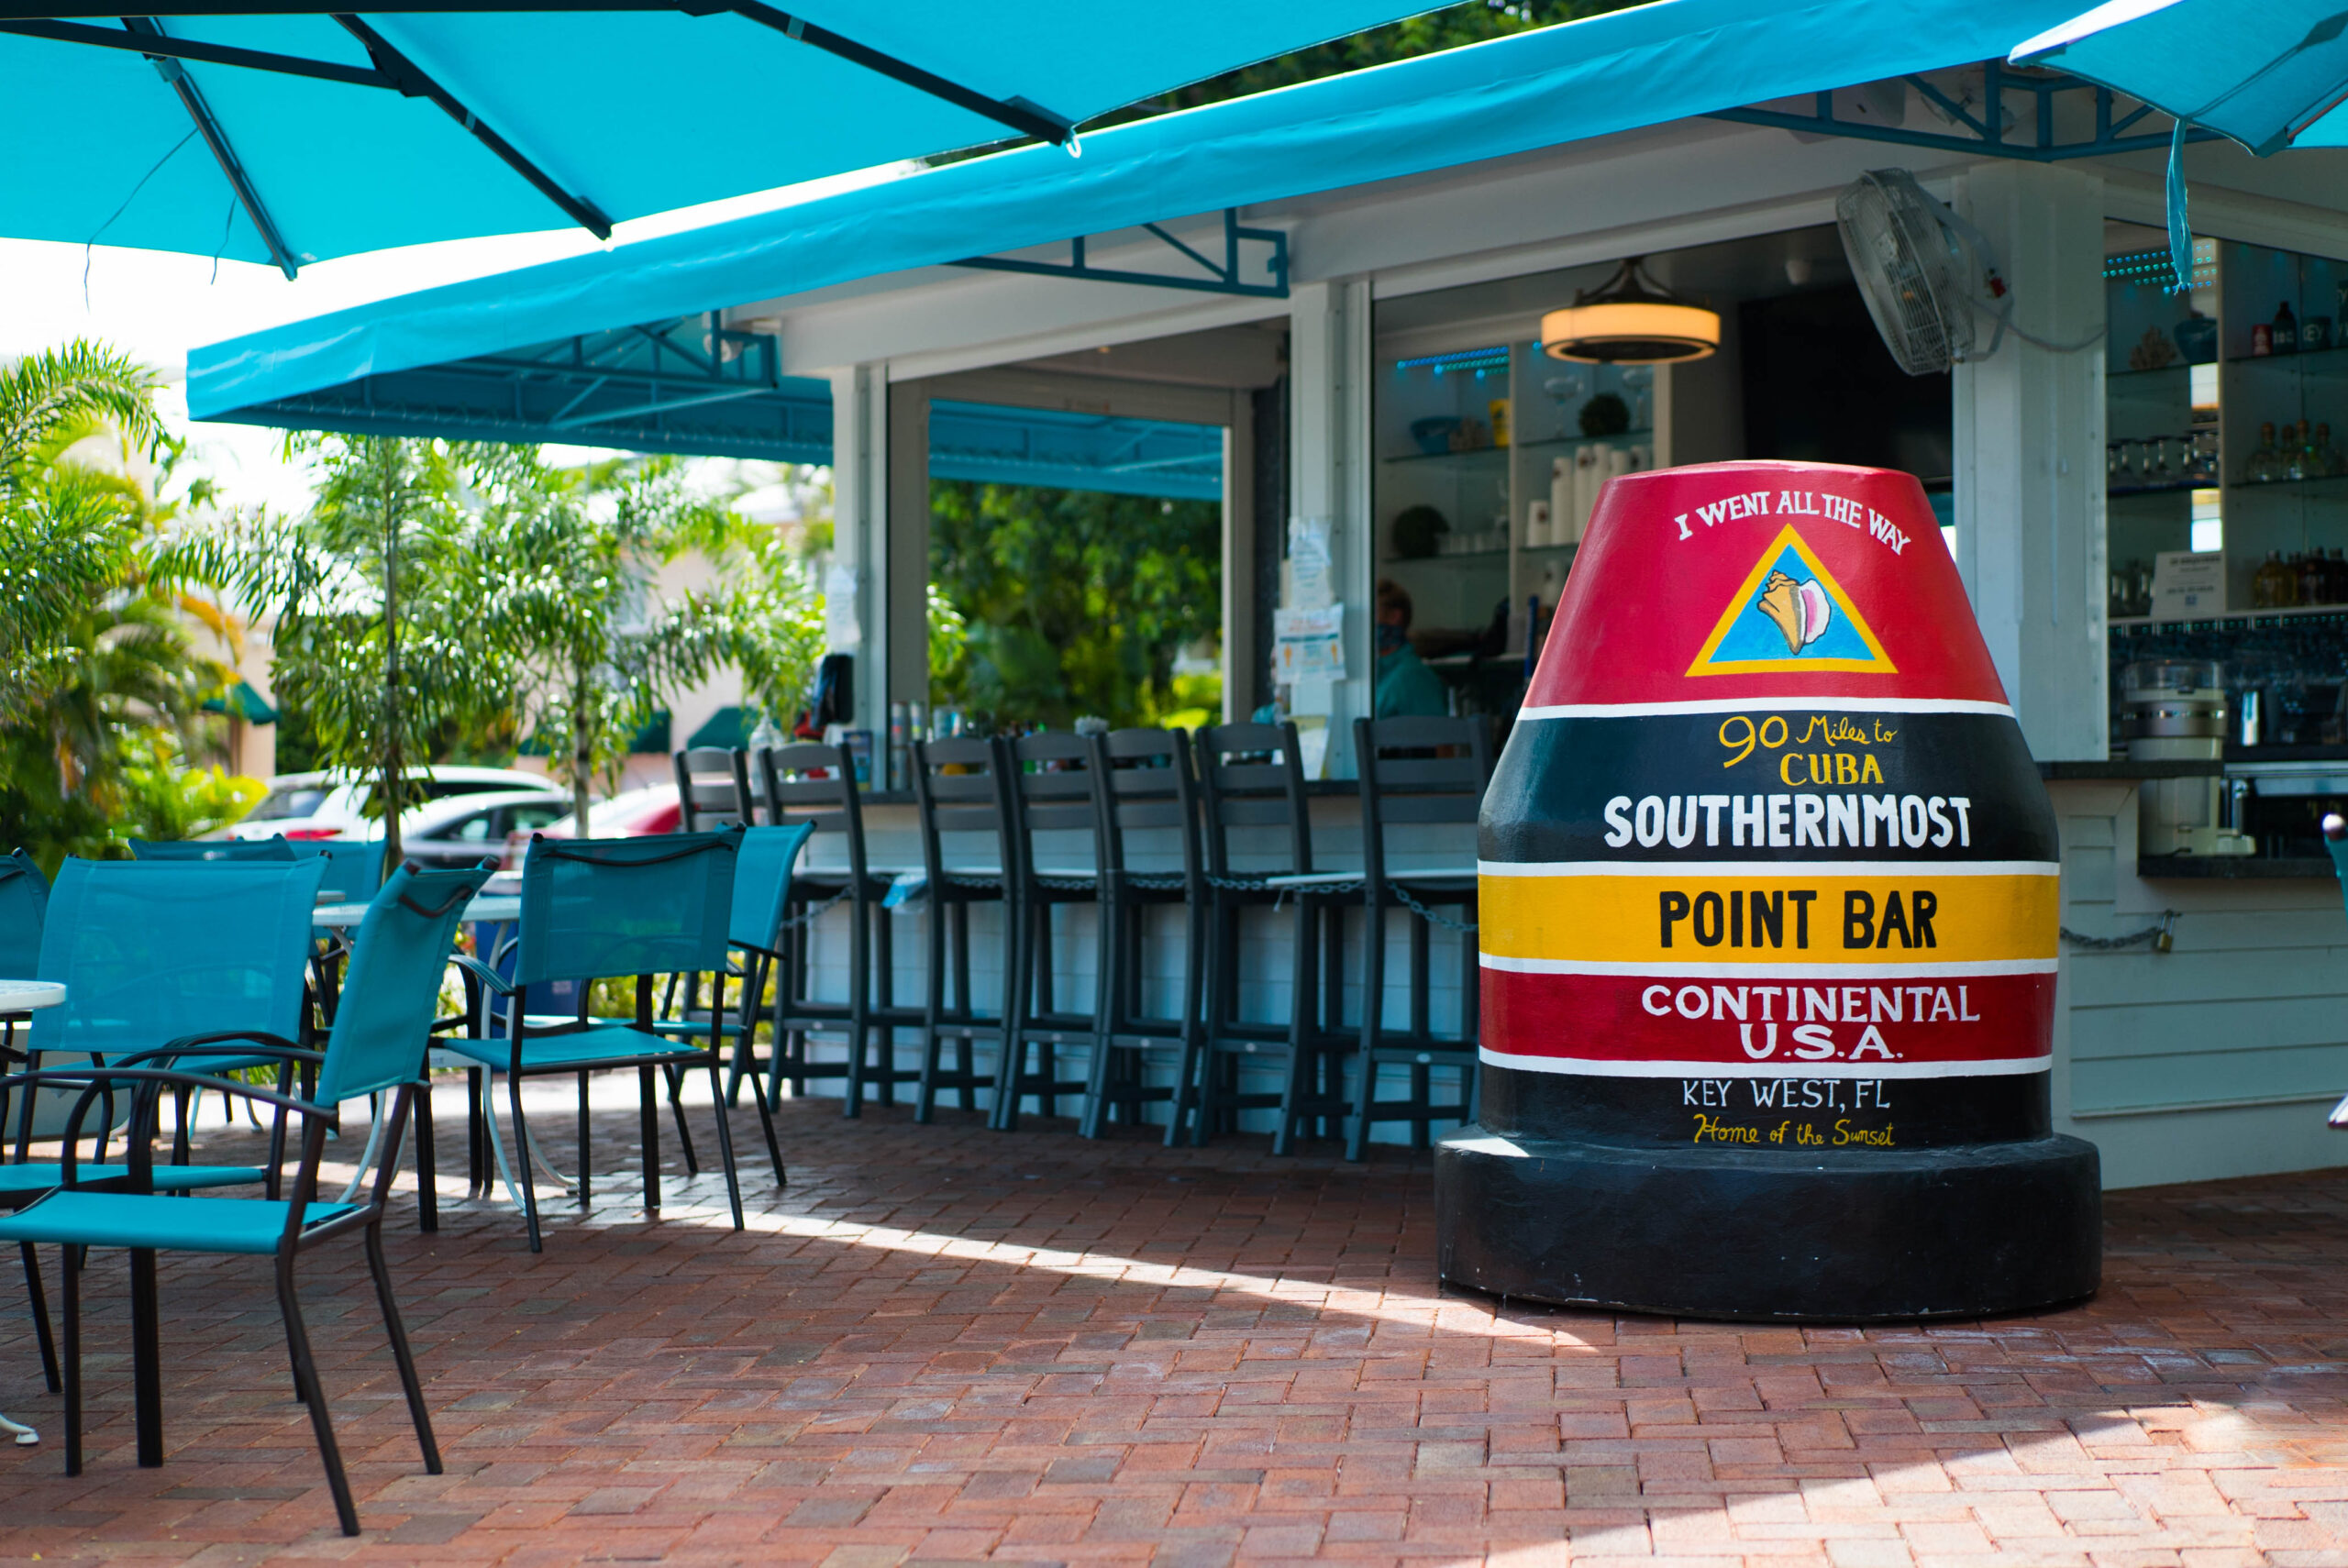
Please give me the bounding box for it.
[1525,461,2010,710]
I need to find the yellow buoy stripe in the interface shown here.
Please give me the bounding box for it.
[1479,871,2056,966]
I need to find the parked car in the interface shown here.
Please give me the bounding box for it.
[387,790,577,870]
[228,767,559,843]
[501,783,681,867]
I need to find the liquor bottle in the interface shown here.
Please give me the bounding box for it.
[2289,421,2311,481]
[2276,300,2300,354]
[2299,549,2327,607]
[2254,551,2287,608]
[2249,422,2282,482]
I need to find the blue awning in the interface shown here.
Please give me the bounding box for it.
[193,0,2091,423]
[930,402,1223,502]
[3,3,1432,274]
[2014,0,2348,156]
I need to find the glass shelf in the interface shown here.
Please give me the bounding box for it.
[2228,341,2348,368]
[2227,472,2348,492]
[1382,445,1511,467]
[2109,361,2203,381]
[2110,480,2212,497]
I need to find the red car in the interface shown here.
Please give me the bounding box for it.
[501,783,681,867]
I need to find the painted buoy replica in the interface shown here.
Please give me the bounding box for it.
[1436,459,2099,1320]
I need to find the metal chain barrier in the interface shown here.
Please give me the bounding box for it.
[2060,911,2177,953]
[774,882,855,931]
[1391,881,1479,934]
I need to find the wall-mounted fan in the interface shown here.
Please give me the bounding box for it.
[1835,167,2104,376]
[1834,169,2010,375]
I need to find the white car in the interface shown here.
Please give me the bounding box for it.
[229,767,562,843]
[382,789,577,870]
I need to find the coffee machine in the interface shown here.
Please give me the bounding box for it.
[2121,659,2253,857]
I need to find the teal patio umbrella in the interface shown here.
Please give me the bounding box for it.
[0,2,1432,277]
[2013,0,2348,286]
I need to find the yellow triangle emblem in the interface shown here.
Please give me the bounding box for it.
[1685,525,1896,677]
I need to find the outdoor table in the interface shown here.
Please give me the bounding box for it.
[0,977,63,1446]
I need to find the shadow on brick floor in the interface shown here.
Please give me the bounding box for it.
[3,1078,2348,1567]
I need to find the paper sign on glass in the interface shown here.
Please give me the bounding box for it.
[1273,604,1346,682]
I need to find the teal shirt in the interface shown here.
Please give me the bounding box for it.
[1376,643,1450,717]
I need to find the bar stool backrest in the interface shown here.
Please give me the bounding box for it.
[1193,721,1312,878]
[1008,732,1109,894]
[756,742,873,889]
[1354,714,1493,884]
[910,735,1015,889]
[673,746,757,831]
[1100,728,1203,888]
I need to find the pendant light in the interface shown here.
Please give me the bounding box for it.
[1541,255,1720,364]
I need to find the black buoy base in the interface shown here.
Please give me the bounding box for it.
[1434,1128,2101,1321]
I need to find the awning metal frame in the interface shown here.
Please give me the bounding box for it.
[1709,62,2223,163]
[424,311,791,434]
[949,205,1289,298]
[0,2,1079,263]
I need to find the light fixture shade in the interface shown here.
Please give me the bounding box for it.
[1541,301,1720,363]
[1540,255,1721,364]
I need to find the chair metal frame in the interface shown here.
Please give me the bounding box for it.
[1192,722,1347,1154]
[1346,713,1491,1160]
[1082,728,1208,1143]
[748,742,923,1113]
[0,861,491,1535]
[447,831,760,1253]
[996,731,1111,1132]
[908,735,1017,1122]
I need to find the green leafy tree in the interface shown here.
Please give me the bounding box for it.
[725,531,830,735]
[172,436,504,872]
[928,480,1219,727]
[1136,0,1640,118]
[475,452,735,835]
[0,346,166,731]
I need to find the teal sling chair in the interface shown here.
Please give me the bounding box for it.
[442,829,763,1252]
[640,822,814,1188]
[0,860,493,1536]
[0,849,50,1393]
[4,858,324,1402]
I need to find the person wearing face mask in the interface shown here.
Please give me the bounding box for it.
[1374,578,1450,718]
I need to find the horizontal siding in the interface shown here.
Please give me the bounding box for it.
[2052,782,2348,1140]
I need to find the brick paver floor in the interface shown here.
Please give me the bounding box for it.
[5,1083,2348,1567]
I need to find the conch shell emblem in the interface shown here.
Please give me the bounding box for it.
[1757,569,1833,655]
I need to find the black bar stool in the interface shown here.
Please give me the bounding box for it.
[1192,722,1346,1154]
[996,731,1110,1132]
[673,746,757,829]
[909,735,1016,1121]
[1082,727,1207,1144]
[668,745,757,1107]
[1346,714,1491,1160]
[740,742,923,1115]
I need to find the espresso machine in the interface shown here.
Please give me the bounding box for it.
[2121,659,2254,857]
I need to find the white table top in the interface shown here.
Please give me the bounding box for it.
[0,979,63,1011]
[312,894,521,931]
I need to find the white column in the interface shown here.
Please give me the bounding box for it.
[1221,391,1257,723]
[827,364,890,736]
[1288,278,1373,776]
[1952,161,2108,761]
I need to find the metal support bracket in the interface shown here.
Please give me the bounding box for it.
[949,207,1289,298]
[1708,62,2224,163]
[123,17,300,277]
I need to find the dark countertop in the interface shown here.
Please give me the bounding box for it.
[852,779,1364,807]
[2137,855,2337,878]
[2040,760,2222,779]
